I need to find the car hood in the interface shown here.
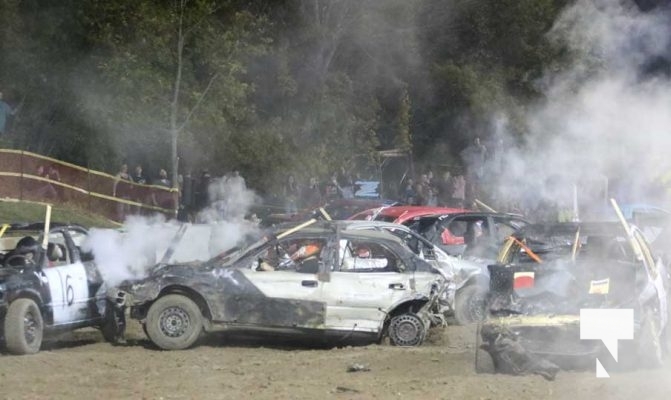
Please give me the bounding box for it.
[147,261,205,279]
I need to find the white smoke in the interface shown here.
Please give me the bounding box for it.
[83,174,262,286]
[489,0,671,217]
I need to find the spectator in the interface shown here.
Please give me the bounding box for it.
[0,90,18,136]
[155,168,171,187]
[130,164,148,213]
[436,171,453,206]
[132,165,146,185]
[113,163,133,220]
[460,136,487,204]
[303,177,322,209]
[415,174,430,205]
[195,169,211,212]
[152,169,175,211]
[451,174,466,208]
[402,178,417,205]
[179,171,196,221]
[34,165,57,200]
[324,172,342,201]
[46,164,62,199]
[47,165,61,182]
[283,174,299,214]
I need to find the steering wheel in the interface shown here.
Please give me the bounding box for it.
[3,254,37,269]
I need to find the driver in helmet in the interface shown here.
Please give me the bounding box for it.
[4,236,40,268]
[288,240,322,273]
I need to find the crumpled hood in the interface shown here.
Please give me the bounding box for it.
[148,260,204,278]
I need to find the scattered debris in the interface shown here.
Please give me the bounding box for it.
[347,363,371,372]
[335,386,360,394]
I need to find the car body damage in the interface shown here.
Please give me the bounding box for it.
[0,213,116,355]
[338,220,482,319]
[109,221,448,350]
[476,220,670,378]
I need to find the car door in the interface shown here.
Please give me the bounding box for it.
[220,238,328,329]
[66,226,106,318]
[320,239,420,333]
[41,230,92,325]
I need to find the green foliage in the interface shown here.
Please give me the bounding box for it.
[1,0,574,195]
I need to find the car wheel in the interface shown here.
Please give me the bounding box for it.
[454,284,488,325]
[388,313,426,347]
[145,294,203,350]
[4,299,44,355]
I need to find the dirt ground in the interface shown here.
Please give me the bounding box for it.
[1,322,670,400]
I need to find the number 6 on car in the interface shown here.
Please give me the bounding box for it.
[0,206,117,355]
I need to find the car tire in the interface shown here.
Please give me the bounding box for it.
[388,313,426,347]
[454,284,488,325]
[4,298,44,355]
[145,294,203,350]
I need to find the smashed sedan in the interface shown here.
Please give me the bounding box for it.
[108,221,448,350]
[476,221,670,378]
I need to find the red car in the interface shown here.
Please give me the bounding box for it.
[350,206,529,257]
[349,206,470,223]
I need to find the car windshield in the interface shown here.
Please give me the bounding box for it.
[205,235,270,267]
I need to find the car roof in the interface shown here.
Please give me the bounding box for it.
[337,220,411,231]
[351,206,471,222]
[411,211,529,221]
[271,220,408,246]
[2,222,86,233]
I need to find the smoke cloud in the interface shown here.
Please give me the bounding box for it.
[82,174,262,287]
[487,0,671,216]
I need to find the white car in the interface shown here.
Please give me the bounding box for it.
[339,220,487,324]
[108,221,448,350]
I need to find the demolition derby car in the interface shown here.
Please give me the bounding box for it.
[108,221,448,350]
[475,221,670,377]
[0,220,114,355]
[340,220,483,324]
[351,206,530,324]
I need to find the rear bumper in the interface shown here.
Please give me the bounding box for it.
[479,315,602,369]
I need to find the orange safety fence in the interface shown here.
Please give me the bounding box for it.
[0,149,178,222]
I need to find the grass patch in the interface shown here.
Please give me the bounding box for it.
[0,199,120,228]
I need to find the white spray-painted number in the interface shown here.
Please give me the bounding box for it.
[43,262,89,324]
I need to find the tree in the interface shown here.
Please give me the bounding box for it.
[82,0,269,180]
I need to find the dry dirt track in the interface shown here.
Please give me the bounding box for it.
[1,322,670,400]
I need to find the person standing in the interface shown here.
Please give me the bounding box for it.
[460,137,487,205]
[303,177,323,209]
[436,171,453,207]
[0,91,18,136]
[131,165,146,185]
[451,174,466,208]
[113,163,133,220]
[283,174,300,214]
